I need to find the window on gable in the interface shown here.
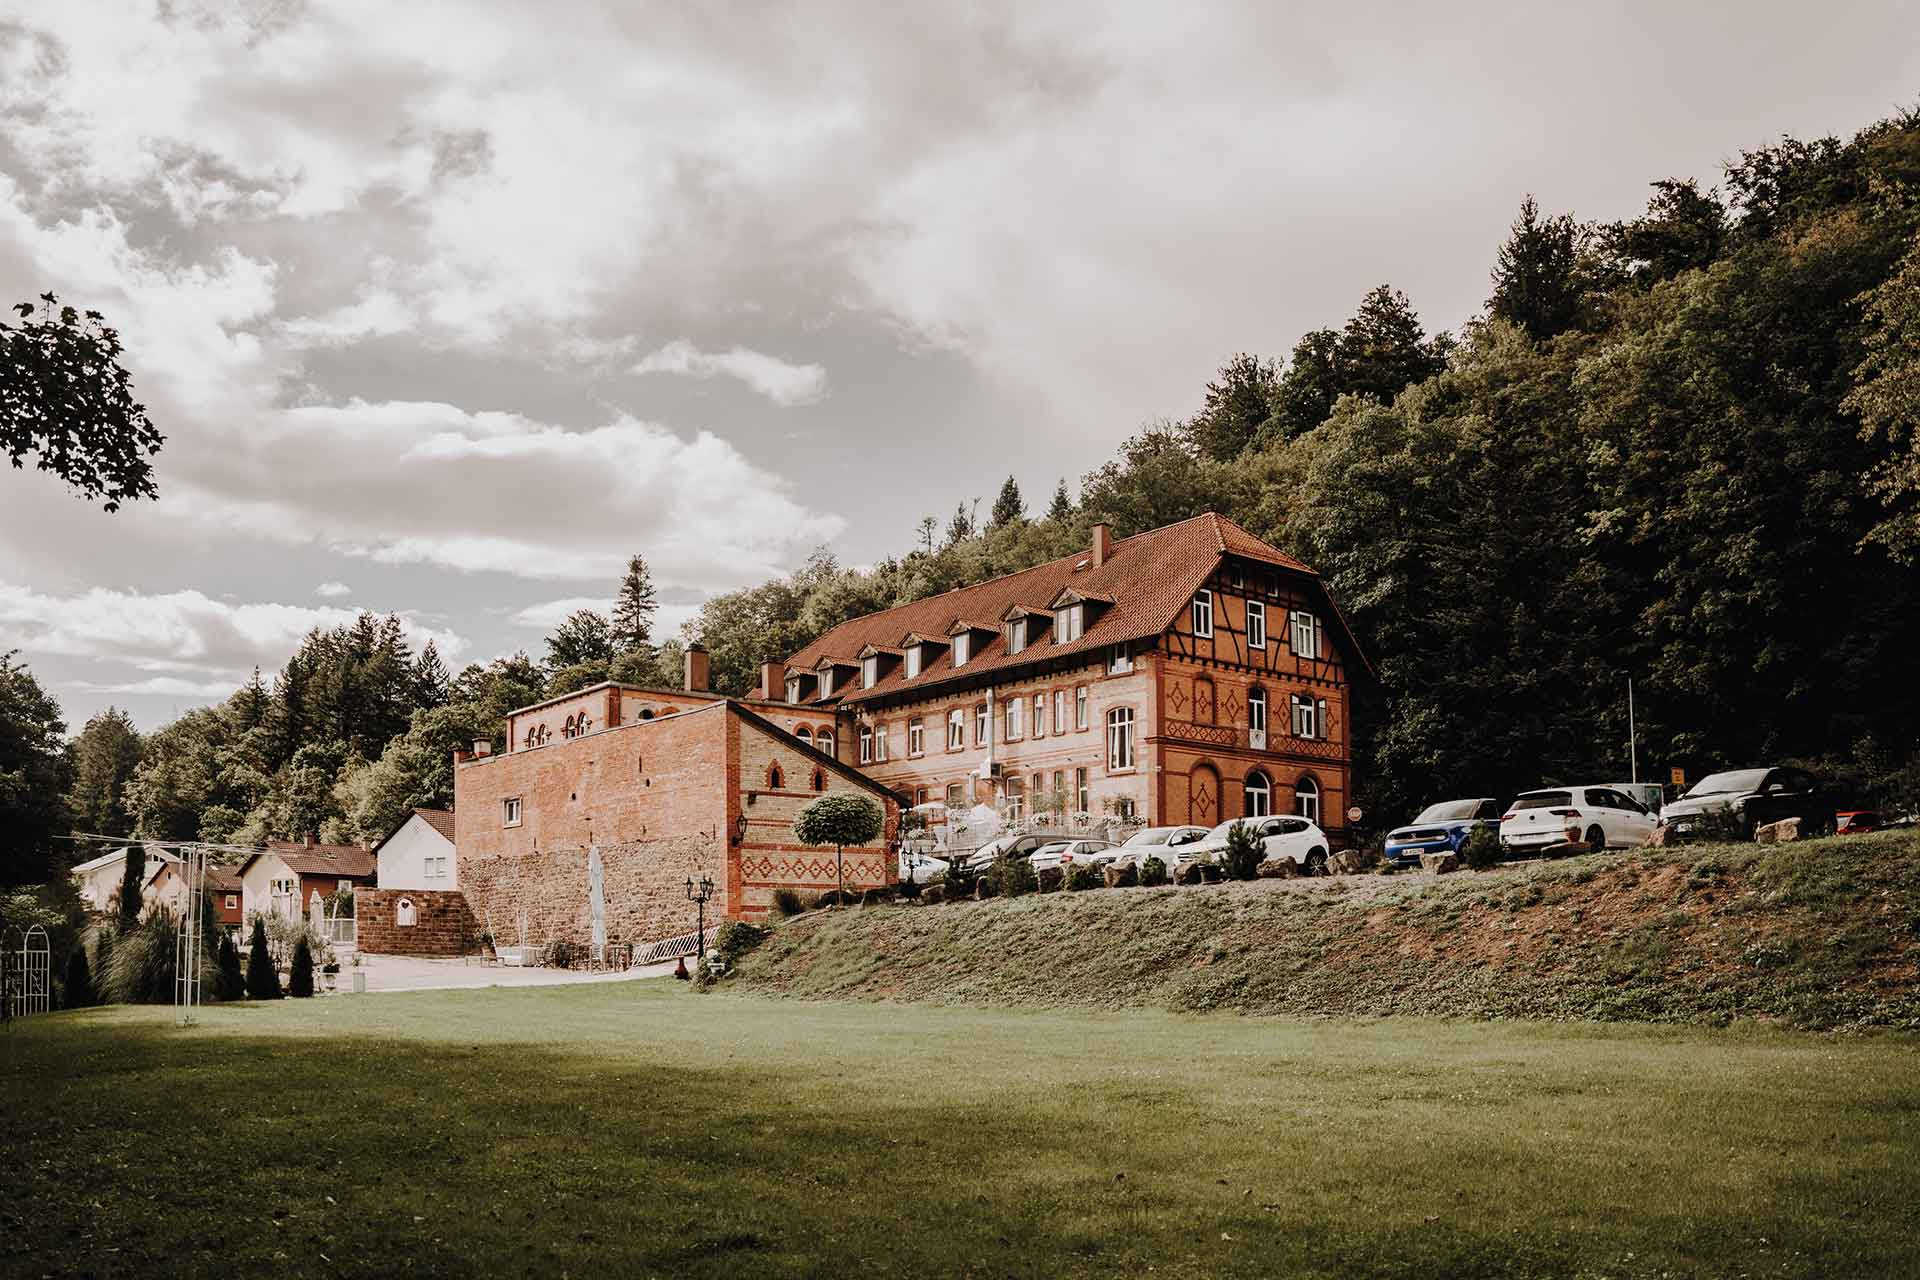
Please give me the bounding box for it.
[1192,590,1214,638]
[862,655,879,688]
[953,633,971,666]
[906,646,922,678]
[1056,603,1084,643]
[1290,611,1322,659]
[1247,599,1266,648]
[818,667,836,697]
[1007,618,1027,655]
[786,676,803,704]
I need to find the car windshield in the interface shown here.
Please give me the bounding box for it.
[1687,769,1769,798]
[1413,800,1482,823]
[1512,792,1571,810]
[1124,827,1181,847]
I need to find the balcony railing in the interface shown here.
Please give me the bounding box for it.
[1162,720,1343,759]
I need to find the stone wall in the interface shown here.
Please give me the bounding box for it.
[358,888,478,957]
[460,834,724,952]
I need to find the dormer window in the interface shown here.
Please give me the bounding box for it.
[953,633,971,666]
[1007,618,1027,655]
[862,655,879,688]
[906,646,922,678]
[1056,603,1084,644]
[818,667,835,698]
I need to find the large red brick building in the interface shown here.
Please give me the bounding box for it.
[774,512,1367,836]
[450,512,1364,947]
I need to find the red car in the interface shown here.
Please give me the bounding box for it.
[1835,811,1886,835]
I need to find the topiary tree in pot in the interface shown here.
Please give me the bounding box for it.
[793,793,884,906]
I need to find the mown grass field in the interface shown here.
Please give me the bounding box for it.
[4,984,1918,1278]
[736,831,1920,1030]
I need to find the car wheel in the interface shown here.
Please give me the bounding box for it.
[1305,848,1328,876]
[1584,824,1605,853]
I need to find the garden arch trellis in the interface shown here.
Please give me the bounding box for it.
[4,925,51,1019]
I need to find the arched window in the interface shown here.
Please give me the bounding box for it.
[396,897,417,927]
[859,725,873,763]
[767,762,785,790]
[1107,707,1135,770]
[816,731,834,759]
[562,714,576,738]
[1244,769,1272,818]
[1294,775,1321,823]
[796,727,813,747]
[811,767,827,792]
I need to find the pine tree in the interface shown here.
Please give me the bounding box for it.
[232,666,271,730]
[215,932,244,1001]
[288,936,315,998]
[944,500,977,546]
[411,641,449,709]
[1185,353,1279,461]
[116,846,145,932]
[245,917,281,1000]
[1488,194,1587,340]
[63,945,95,1008]
[544,609,615,671]
[1047,479,1074,521]
[66,707,144,837]
[611,555,659,651]
[989,476,1025,527]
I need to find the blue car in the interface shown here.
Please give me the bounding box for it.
[1384,798,1503,867]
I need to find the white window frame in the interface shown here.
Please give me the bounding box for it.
[1004,776,1025,821]
[1107,707,1135,771]
[1294,776,1321,823]
[862,655,879,689]
[818,667,835,697]
[1108,644,1132,674]
[1247,600,1266,649]
[859,726,874,764]
[1007,618,1027,655]
[816,731,834,758]
[1056,603,1084,643]
[1007,697,1024,740]
[908,718,925,757]
[1192,590,1214,638]
[1248,687,1268,746]
[1032,694,1045,739]
[785,676,802,704]
[1053,689,1066,734]
[1076,685,1089,730]
[224,893,239,910]
[1291,694,1326,740]
[975,703,989,745]
[503,796,523,827]
[945,782,963,806]
[1245,770,1272,818]
[952,633,971,666]
[1291,611,1322,660]
[874,723,888,762]
[906,646,922,678]
[947,708,965,750]
[1075,767,1089,814]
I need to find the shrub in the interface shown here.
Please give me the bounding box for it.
[543,939,576,969]
[1461,826,1502,871]
[102,908,203,1005]
[942,854,980,898]
[693,956,717,991]
[712,921,770,966]
[1065,864,1098,891]
[1690,807,1748,843]
[772,887,806,917]
[62,944,95,1009]
[215,933,245,1001]
[987,852,1036,898]
[1139,856,1168,887]
[1036,866,1064,893]
[1221,822,1263,881]
[245,917,281,1000]
[288,938,315,998]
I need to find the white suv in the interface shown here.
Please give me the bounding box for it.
[1500,786,1657,854]
[1189,816,1330,874]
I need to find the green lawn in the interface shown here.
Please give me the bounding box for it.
[4,986,1917,1278]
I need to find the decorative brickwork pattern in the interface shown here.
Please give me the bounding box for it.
[358,888,479,957]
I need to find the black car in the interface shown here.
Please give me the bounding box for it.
[1660,766,1833,840]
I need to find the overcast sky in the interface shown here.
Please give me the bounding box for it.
[3,2,1916,732]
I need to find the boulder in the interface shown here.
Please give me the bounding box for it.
[1199,863,1225,884]
[1176,863,1206,886]
[920,884,946,905]
[1326,850,1371,876]
[1640,824,1674,848]
[1418,851,1462,875]
[974,879,994,900]
[1537,841,1588,859]
[1101,864,1139,889]
[1755,817,1803,844]
[1256,858,1299,880]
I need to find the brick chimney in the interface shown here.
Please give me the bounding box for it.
[1091,523,1112,568]
[759,659,787,700]
[684,642,711,693]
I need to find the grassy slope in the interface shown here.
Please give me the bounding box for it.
[4,986,1919,1278]
[733,831,1920,1030]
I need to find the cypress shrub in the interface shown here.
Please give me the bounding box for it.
[245,918,282,1000]
[288,938,315,998]
[1065,864,1098,891]
[63,945,95,1009]
[1222,823,1263,881]
[987,852,1036,898]
[1139,856,1169,887]
[215,933,245,1001]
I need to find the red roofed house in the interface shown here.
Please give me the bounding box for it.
[775,512,1368,843]
[236,839,378,924]
[145,862,247,939]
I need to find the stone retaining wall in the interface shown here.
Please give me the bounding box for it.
[358,888,478,957]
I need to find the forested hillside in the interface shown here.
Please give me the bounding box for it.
[5,106,1919,883]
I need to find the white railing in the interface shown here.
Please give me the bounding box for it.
[324,917,356,947]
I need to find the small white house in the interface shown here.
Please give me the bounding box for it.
[372,808,458,891]
[70,847,177,913]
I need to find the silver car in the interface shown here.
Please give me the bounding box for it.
[1105,825,1210,876]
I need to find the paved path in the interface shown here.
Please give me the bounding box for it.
[337,953,684,994]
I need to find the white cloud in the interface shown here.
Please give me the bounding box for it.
[71,676,248,698]
[277,290,415,347]
[633,340,829,406]
[314,581,352,599]
[0,582,466,679]
[511,598,703,640]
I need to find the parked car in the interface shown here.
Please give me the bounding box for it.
[961,831,1067,872]
[1609,782,1664,817]
[1835,810,1887,836]
[1188,816,1330,874]
[1383,798,1502,868]
[897,851,949,883]
[1499,786,1658,855]
[1028,839,1117,875]
[1105,825,1210,876]
[1659,766,1835,841]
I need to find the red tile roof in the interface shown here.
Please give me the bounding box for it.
[785,513,1356,707]
[261,841,378,879]
[413,808,456,842]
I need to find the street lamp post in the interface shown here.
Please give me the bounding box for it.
[684,874,715,961]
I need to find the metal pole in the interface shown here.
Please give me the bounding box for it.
[1628,678,1638,784]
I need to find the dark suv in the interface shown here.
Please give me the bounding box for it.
[1660,766,1833,840]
